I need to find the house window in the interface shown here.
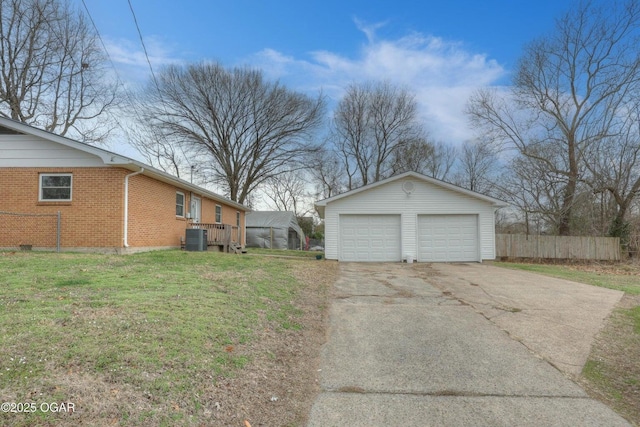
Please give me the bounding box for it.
[236,211,241,227]
[176,192,185,216]
[215,205,222,223]
[39,173,72,201]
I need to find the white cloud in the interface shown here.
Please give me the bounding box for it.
[353,18,388,44]
[248,24,506,144]
[101,22,507,146]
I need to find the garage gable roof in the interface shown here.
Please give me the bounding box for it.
[314,171,508,218]
[0,116,249,212]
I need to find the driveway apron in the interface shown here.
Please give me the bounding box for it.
[307,262,630,427]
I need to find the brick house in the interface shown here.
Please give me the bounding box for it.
[0,117,249,253]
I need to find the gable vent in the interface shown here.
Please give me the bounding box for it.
[402,180,415,194]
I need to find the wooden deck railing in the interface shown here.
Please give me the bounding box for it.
[187,223,241,251]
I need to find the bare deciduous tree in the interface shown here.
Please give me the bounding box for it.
[0,0,118,142]
[467,0,640,235]
[332,81,420,188]
[422,141,457,181]
[132,62,325,204]
[585,113,640,241]
[310,146,347,200]
[496,152,565,235]
[389,136,434,175]
[261,170,311,216]
[453,139,497,194]
[389,137,457,182]
[126,124,189,179]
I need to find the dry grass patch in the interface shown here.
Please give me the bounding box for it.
[0,250,337,426]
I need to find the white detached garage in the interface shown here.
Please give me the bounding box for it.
[315,171,507,262]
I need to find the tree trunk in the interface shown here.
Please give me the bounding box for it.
[558,183,575,236]
[558,136,579,236]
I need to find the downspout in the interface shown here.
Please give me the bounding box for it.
[123,168,144,248]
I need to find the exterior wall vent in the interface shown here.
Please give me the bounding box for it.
[402,180,415,194]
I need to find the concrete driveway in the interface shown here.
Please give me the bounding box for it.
[307,262,630,427]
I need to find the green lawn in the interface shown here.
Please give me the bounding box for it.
[0,250,310,426]
[494,261,640,294]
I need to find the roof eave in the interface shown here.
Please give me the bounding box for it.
[125,160,250,212]
[0,117,250,212]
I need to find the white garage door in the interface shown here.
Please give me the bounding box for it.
[339,215,401,262]
[418,215,478,262]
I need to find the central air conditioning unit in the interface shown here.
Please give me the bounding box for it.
[185,228,207,251]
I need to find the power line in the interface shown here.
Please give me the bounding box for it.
[79,0,140,142]
[127,0,164,100]
[80,0,166,150]
[81,0,184,177]
[82,0,164,104]
[79,0,122,85]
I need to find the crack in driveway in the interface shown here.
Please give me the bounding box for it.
[308,262,630,426]
[329,387,595,399]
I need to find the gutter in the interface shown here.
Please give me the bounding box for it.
[123,167,144,248]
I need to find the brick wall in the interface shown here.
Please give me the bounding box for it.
[0,167,246,251]
[126,173,188,247]
[0,167,125,249]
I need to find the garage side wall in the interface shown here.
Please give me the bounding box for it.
[323,178,497,261]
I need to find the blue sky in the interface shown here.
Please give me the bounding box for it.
[76,0,577,147]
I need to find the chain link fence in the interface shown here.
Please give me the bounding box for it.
[0,211,61,252]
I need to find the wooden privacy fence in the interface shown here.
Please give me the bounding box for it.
[496,234,621,261]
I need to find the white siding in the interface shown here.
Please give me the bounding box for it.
[0,135,104,167]
[324,178,497,261]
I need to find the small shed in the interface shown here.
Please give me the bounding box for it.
[246,211,304,250]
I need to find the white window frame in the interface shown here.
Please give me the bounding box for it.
[176,192,185,217]
[215,205,222,223]
[236,211,241,227]
[39,173,72,201]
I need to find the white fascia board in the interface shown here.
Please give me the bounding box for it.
[315,171,509,208]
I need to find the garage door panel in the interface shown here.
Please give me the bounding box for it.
[339,215,401,262]
[418,215,478,262]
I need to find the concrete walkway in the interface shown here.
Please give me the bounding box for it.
[307,262,630,427]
